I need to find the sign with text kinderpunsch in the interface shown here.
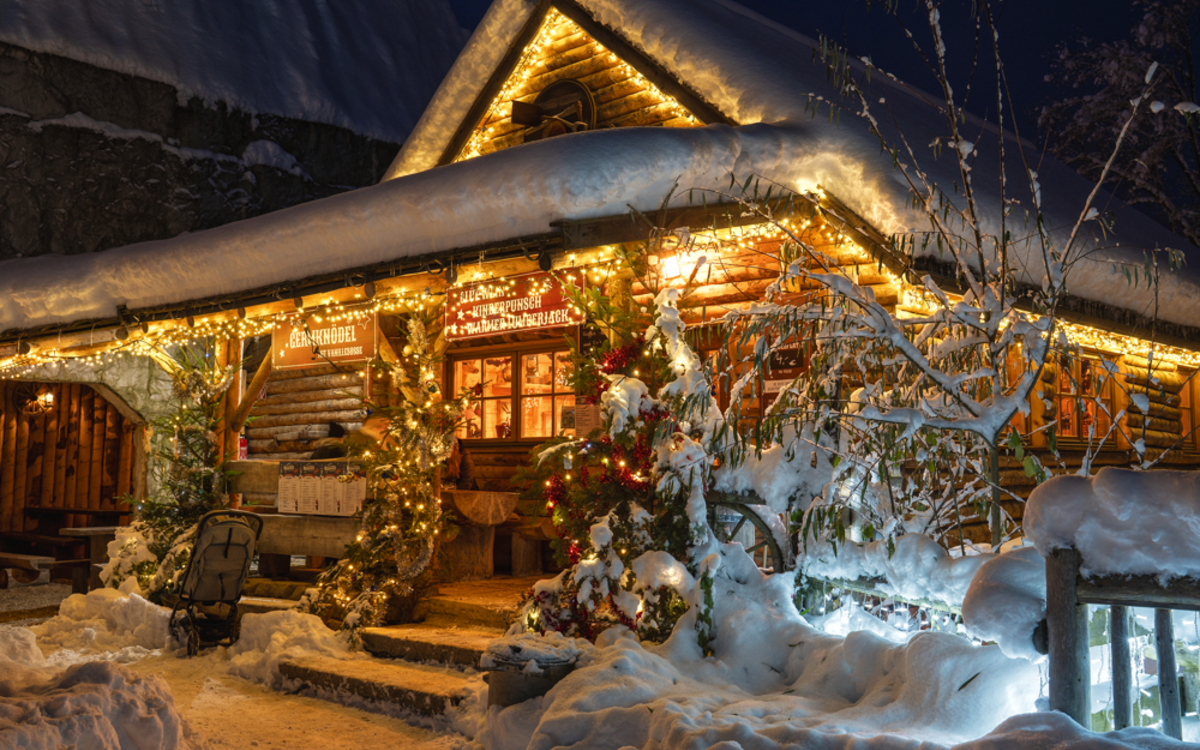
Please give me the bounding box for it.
[445,271,584,341]
[273,308,377,370]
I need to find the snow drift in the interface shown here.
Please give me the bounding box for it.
[0,626,189,750]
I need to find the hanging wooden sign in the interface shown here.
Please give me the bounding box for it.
[445,271,584,341]
[273,308,377,370]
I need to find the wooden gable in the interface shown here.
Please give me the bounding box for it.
[450,3,723,164]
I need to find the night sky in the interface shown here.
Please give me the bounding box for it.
[445,0,1144,142]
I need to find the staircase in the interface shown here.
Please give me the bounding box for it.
[275,576,540,716]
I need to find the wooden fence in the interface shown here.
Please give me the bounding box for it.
[1047,547,1195,739]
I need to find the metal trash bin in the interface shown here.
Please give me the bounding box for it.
[481,637,579,707]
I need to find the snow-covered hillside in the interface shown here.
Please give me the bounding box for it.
[0,0,469,142]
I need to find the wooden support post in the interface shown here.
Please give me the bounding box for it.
[74,388,94,518]
[0,383,14,533]
[230,354,274,438]
[1110,605,1132,730]
[13,400,30,531]
[87,394,105,512]
[1156,608,1182,740]
[511,535,542,578]
[62,384,81,514]
[40,395,59,510]
[52,384,69,511]
[223,338,243,461]
[222,339,244,507]
[1047,547,1091,728]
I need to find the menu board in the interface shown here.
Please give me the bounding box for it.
[277,461,367,516]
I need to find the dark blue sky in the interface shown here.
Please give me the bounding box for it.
[445,0,1143,142]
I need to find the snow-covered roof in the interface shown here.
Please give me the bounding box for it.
[1,0,1198,339]
[390,0,1200,329]
[0,125,815,332]
[0,0,468,143]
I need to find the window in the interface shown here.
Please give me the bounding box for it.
[454,356,513,439]
[1055,356,1114,440]
[453,347,575,440]
[520,351,576,439]
[1180,369,1195,450]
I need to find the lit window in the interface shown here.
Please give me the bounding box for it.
[452,349,574,440]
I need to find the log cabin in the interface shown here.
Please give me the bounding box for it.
[0,0,1197,576]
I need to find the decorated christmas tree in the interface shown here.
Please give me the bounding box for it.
[102,342,237,600]
[517,251,723,646]
[305,314,467,638]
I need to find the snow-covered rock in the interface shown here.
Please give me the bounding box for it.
[0,0,467,142]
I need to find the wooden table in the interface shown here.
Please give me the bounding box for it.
[253,513,360,578]
[60,526,120,590]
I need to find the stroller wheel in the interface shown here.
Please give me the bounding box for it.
[186,626,200,657]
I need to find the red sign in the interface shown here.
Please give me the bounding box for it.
[273,309,377,370]
[445,271,584,341]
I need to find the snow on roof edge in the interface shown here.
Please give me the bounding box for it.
[4,122,1199,338]
[384,0,539,179]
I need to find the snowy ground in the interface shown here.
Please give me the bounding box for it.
[3,579,1198,749]
[0,589,462,749]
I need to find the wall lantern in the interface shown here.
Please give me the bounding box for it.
[14,383,55,417]
[661,250,707,280]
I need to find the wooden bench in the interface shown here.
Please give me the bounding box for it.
[60,526,121,590]
[0,552,89,594]
[0,530,82,555]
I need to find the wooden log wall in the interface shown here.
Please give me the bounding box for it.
[629,236,899,318]
[243,362,367,506]
[245,363,367,462]
[952,353,1200,544]
[0,382,138,536]
[464,11,699,161]
[1123,353,1191,449]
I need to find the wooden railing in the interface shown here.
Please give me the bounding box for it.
[1046,547,1196,739]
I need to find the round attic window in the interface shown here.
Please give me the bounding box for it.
[514,79,597,143]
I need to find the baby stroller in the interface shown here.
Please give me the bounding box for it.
[169,509,264,656]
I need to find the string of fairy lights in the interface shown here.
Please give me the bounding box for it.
[455,8,702,163]
[0,254,625,378]
[0,287,443,378]
[2,223,1196,380]
[900,283,1200,369]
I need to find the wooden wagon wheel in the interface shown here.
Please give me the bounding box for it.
[707,498,786,573]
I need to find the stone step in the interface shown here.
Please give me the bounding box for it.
[413,575,539,631]
[418,597,515,631]
[278,655,471,716]
[361,624,502,667]
[238,596,299,616]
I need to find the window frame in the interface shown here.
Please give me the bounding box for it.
[447,338,578,444]
[1052,353,1116,443]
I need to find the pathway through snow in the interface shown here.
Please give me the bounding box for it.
[128,652,456,750]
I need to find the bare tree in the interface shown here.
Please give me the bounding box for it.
[1040,0,1200,247]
